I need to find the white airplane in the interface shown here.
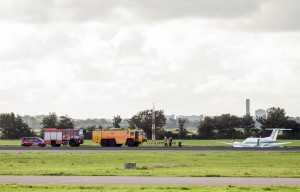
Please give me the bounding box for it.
[224,128,292,147]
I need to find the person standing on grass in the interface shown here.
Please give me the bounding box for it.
[164,136,168,147]
[169,137,172,147]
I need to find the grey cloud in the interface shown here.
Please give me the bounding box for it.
[0,0,262,23]
[129,0,262,20]
[0,30,73,63]
[249,0,300,31]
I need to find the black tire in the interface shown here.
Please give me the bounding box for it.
[127,139,134,147]
[55,144,61,147]
[100,140,108,147]
[51,140,56,147]
[109,139,116,147]
[133,142,139,147]
[69,140,75,147]
[75,143,80,147]
[116,144,122,147]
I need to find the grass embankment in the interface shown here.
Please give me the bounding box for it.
[1,184,300,192]
[1,139,299,147]
[0,151,299,177]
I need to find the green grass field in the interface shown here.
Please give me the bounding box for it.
[1,184,300,192]
[1,139,300,191]
[1,139,299,147]
[0,151,300,177]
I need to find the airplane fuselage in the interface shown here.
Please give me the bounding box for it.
[232,137,275,147]
[229,129,291,148]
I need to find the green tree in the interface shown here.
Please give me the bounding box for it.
[241,114,256,137]
[214,114,242,139]
[83,125,97,140]
[197,116,216,139]
[57,115,75,129]
[198,114,246,139]
[112,115,122,128]
[257,107,289,128]
[257,107,289,137]
[41,112,58,128]
[0,113,34,139]
[177,118,187,139]
[283,120,300,139]
[127,109,167,137]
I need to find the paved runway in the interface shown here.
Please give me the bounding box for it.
[1,146,300,152]
[1,176,300,186]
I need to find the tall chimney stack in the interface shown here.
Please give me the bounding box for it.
[246,99,250,115]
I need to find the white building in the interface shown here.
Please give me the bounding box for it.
[255,109,266,117]
[176,115,203,122]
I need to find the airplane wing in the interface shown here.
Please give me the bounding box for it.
[260,142,291,147]
[220,142,233,145]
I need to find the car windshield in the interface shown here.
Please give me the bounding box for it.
[33,138,43,142]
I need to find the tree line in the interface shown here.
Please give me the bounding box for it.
[198,107,300,139]
[1,107,300,140]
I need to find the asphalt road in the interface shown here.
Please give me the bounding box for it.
[1,146,300,152]
[1,176,300,186]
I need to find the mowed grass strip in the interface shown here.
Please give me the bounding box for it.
[0,151,300,177]
[1,184,300,192]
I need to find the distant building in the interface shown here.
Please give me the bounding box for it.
[255,109,266,117]
[246,99,250,115]
[176,115,203,122]
[165,114,175,120]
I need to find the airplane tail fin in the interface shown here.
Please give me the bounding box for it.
[266,128,292,141]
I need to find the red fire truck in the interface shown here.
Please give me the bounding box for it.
[44,128,84,147]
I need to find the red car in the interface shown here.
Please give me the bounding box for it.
[21,137,46,147]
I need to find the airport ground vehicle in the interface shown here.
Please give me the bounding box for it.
[21,137,46,147]
[44,128,84,147]
[92,128,146,147]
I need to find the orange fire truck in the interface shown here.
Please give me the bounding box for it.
[44,128,84,147]
[92,128,146,147]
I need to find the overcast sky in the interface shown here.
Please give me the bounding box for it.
[1,0,300,119]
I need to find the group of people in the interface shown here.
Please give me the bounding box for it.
[163,136,173,147]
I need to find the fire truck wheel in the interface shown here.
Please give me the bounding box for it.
[69,140,75,147]
[100,140,108,147]
[109,139,116,147]
[51,140,56,147]
[127,139,134,147]
[134,142,139,147]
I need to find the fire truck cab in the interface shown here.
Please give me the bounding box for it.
[44,128,84,147]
